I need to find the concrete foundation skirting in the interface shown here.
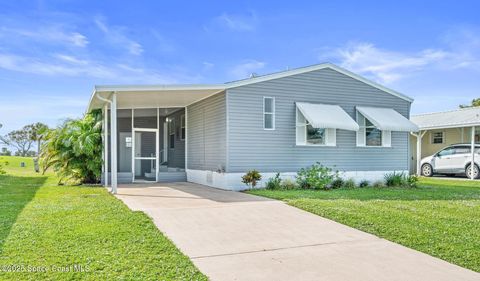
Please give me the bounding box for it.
[186,169,409,191]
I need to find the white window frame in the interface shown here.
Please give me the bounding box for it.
[295,108,336,146]
[356,111,391,148]
[263,97,275,130]
[431,131,444,144]
[180,114,186,140]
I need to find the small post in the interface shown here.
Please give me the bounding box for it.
[110,92,118,193]
[471,126,475,180]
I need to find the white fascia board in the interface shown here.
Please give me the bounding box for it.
[224,63,414,103]
[94,84,225,92]
[417,123,480,130]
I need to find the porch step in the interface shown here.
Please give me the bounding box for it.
[157,172,187,182]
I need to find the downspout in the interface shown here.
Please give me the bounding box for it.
[95,92,118,193]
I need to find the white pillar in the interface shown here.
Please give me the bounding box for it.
[470,126,475,180]
[416,131,423,176]
[110,93,118,193]
[104,104,109,186]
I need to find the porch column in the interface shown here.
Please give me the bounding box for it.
[416,131,424,176]
[104,104,109,186]
[470,126,476,180]
[110,92,118,193]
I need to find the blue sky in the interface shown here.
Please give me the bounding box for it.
[1,0,480,134]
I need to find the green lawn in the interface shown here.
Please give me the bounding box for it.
[248,178,480,272]
[0,156,206,280]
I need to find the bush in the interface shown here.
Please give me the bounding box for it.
[407,174,419,188]
[384,172,418,188]
[266,173,282,190]
[296,162,338,190]
[0,163,5,175]
[281,178,298,189]
[384,171,405,187]
[330,178,344,189]
[40,110,103,184]
[343,178,356,189]
[242,170,262,189]
[359,180,369,188]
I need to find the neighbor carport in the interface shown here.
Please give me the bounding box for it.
[411,107,480,179]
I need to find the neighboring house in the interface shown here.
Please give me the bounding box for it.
[410,107,480,174]
[87,63,419,192]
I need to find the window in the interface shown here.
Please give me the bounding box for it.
[168,118,175,149]
[296,108,336,146]
[356,112,391,147]
[431,131,444,144]
[180,115,186,140]
[437,147,454,157]
[365,119,382,146]
[455,146,470,154]
[263,97,275,130]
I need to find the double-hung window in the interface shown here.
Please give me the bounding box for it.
[431,131,444,144]
[263,97,275,130]
[356,112,391,147]
[296,108,336,146]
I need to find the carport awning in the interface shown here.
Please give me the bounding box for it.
[296,102,359,131]
[356,106,419,132]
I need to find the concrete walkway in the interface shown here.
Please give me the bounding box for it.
[116,182,479,281]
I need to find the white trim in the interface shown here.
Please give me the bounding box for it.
[263,96,275,130]
[156,108,160,182]
[356,111,391,148]
[110,93,118,194]
[295,108,335,146]
[430,131,445,144]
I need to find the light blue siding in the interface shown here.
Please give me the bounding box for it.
[187,92,227,171]
[226,68,411,173]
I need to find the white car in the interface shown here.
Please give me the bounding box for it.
[420,144,480,179]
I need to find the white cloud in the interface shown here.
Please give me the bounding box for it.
[0,26,88,47]
[0,52,182,83]
[320,32,480,84]
[320,42,450,83]
[212,11,258,32]
[94,16,144,55]
[229,60,266,79]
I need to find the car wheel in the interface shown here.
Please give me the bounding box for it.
[421,164,433,177]
[465,164,480,179]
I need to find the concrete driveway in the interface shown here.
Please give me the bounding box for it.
[116,182,479,281]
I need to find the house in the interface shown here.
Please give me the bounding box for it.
[410,107,480,175]
[87,63,419,193]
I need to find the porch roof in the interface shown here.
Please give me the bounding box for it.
[411,107,480,130]
[88,84,226,111]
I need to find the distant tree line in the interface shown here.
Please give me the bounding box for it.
[0,122,48,156]
[460,98,480,108]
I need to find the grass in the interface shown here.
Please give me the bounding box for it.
[248,177,480,272]
[0,156,207,280]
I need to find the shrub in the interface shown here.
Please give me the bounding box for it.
[384,171,406,187]
[266,173,282,190]
[359,180,369,188]
[407,174,419,188]
[384,172,418,188]
[0,163,5,175]
[296,162,338,190]
[330,178,344,189]
[242,170,262,189]
[343,178,356,189]
[40,110,102,184]
[281,178,298,189]
[372,180,385,188]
